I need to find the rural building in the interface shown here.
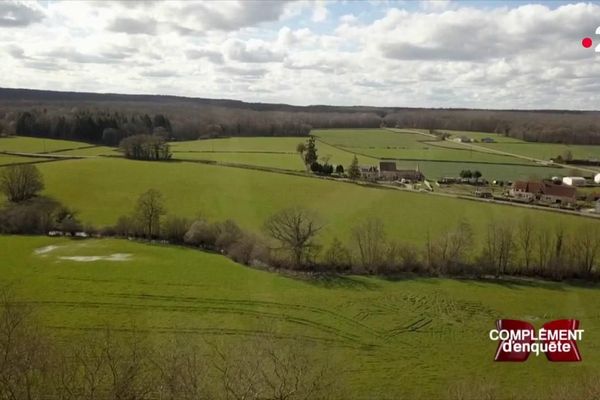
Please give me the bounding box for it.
[481,137,495,143]
[377,161,424,182]
[562,176,586,186]
[453,136,472,143]
[510,181,576,205]
[594,173,600,184]
[359,165,378,180]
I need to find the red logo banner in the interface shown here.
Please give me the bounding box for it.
[492,319,582,362]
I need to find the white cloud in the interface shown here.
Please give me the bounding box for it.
[311,2,329,22]
[0,1,598,109]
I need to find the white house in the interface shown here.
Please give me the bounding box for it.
[562,176,586,186]
[594,173,600,184]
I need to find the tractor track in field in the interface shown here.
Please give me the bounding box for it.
[24,298,380,348]
[46,325,377,350]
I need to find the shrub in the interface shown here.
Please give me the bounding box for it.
[0,197,80,234]
[161,215,191,243]
[0,164,44,203]
[323,238,352,271]
[184,219,219,248]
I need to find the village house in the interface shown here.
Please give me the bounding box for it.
[359,165,379,180]
[378,161,424,182]
[510,181,577,206]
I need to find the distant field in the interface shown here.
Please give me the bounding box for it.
[1,235,599,399]
[0,154,52,166]
[36,157,589,245]
[442,129,600,161]
[171,136,377,170]
[441,130,521,143]
[171,137,303,153]
[0,136,90,153]
[313,128,564,179]
[409,160,564,181]
[52,146,118,157]
[173,151,306,170]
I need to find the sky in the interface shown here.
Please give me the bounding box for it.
[1,0,599,109]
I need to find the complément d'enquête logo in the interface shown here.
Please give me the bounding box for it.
[490,319,583,362]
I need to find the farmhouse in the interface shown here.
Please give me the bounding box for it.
[510,181,576,205]
[562,176,586,186]
[377,161,424,182]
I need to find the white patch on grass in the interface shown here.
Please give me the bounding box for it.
[34,245,60,255]
[58,253,132,262]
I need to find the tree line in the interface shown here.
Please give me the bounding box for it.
[2,164,600,281]
[2,91,600,145]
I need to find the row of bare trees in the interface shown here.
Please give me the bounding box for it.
[260,207,600,280]
[0,292,341,400]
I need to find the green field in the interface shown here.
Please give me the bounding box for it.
[171,136,376,171]
[0,154,52,165]
[0,136,91,153]
[35,157,589,243]
[443,130,600,162]
[1,235,598,399]
[313,129,565,179]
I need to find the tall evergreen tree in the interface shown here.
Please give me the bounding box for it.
[304,136,318,165]
[348,155,361,180]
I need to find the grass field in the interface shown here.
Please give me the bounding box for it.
[35,157,590,245]
[443,130,600,162]
[0,136,91,153]
[312,129,565,179]
[0,154,53,165]
[1,235,599,399]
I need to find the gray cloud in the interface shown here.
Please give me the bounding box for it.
[108,17,158,35]
[226,40,283,63]
[177,1,292,32]
[0,1,44,27]
[45,46,134,64]
[185,48,224,64]
[140,68,180,78]
[6,44,25,58]
[222,66,268,79]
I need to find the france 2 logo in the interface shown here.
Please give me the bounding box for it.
[490,319,583,362]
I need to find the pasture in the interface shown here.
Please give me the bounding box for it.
[312,128,565,179]
[0,154,52,165]
[34,157,590,245]
[1,235,599,399]
[443,129,600,162]
[0,136,91,153]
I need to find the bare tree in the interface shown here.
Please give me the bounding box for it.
[571,223,600,276]
[517,216,535,272]
[135,189,167,238]
[264,207,323,269]
[212,336,341,400]
[352,217,386,273]
[323,237,352,271]
[429,220,473,273]
[0,164,44,202]
[481,218,515,276]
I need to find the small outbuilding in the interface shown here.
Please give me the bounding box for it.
[562,176,586,186]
